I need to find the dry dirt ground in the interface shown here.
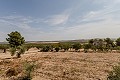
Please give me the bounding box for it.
[0,49,120,80]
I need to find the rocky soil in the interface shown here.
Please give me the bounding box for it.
[0,49,120,80]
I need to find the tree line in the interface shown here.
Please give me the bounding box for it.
[1,31,120,58]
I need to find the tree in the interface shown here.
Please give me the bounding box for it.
[60,43,71,52]
[6,31,25,58]
[88,39,104,52]
[89,39,94,44]
[88,39,97,52]
[97,39,104,52]
[104,38,113,45]
[104,38,114,52]
[72,43,81,52]
[6,31,25,48]
[116,38,120,46]
[83,43,91,53]
[41,45,52,52]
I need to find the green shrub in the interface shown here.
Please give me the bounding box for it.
[9,47,16,56]
[116,38,120,46]
[23,61,35,80]
[83,44,91,53]
[60,43,72,51]
[55,47,60,52]
[0,44,9,53]
[72,43,81,51]
[107,64,120,80]
[24,45,32,51]
[41,45,52,52]
[9,45,25,58]
[17,46,25,58]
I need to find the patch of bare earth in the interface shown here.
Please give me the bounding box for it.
[0,50,120,80]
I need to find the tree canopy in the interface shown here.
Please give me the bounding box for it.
[6,31,25,47]
[116,38,120,46]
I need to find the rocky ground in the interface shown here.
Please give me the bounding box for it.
[0,49,120,80]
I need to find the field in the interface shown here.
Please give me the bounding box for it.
[0,48,120,80]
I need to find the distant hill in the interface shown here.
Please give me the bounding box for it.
[0,38,116,44]
[25,39,88,44]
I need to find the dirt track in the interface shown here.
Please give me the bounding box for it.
[0,50,120,80]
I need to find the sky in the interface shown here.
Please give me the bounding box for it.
[0,0,120,41]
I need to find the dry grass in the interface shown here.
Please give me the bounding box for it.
[0,50,120,80]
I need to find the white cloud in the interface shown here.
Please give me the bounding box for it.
[57,18,120,39]
[0,16,35,41]
[41,9,72,26]
[81,3,120,23]
[44,14,69,26]
[0,16,33,29]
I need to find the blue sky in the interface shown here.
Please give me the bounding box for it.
[0,0,120,41]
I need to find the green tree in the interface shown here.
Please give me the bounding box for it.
[41,45,52,52]
[97,39,104,52]
[104,38,114,52]
[116,38,120,46]
[89,39,94,44]
[88,39,96,52]
[6,31,25,58]
[88,39,104,52]
[83,43,91,53]
[6,31,25,48]
[60,43,71,52]
[104,38,113,45]
[72,43,81,52]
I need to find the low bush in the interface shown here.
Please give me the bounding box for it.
[23,61,35,80]
[107,64,120,80]
[41,45,52,52]
[55,47,60,52]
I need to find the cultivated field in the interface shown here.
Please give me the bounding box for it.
[0,49,120,80]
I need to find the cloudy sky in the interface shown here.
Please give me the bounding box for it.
[0,0,120,41]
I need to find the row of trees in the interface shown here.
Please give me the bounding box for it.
[1,31,120,58]
[85,38,120,53]
[25,38,120,53]
[23,42,81,52]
